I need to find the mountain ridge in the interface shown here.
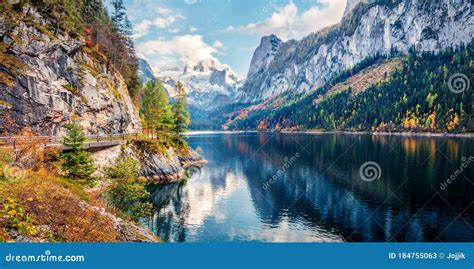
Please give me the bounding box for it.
[155,58,244,111]
[238,0,472,103]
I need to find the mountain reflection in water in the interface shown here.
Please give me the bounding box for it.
[142,133,474,242]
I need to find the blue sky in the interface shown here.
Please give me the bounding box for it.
[121,0,347,76]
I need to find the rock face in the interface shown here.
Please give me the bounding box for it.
[125,145,185,182]
[92,141,206,183]
[124,144,206,183]
[0,6,141,135]
[246,34,282,79]
[155,58,244,111]
[238,0,473,102]
[343,0,374,17]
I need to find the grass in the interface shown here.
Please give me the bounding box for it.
[131,139,168,156]
[63,83,88,103]
[0,73,15,88]
[0,136,163,242]
[0,146,124,242]
[63,83,79,94]
[0,43,25,87]
[22,15,56,40]
[0,168,121,242]
[112,89,122,100]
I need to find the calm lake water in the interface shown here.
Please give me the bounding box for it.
[143,132,474,242]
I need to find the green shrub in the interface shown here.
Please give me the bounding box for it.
[61,121,96,184]
[105,157,152,220]
[0,197,37,239]
[132,139,167,156]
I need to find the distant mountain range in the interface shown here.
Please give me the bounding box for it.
[138,58,155,85]
[138,57,243,111]
[139,0,473,131]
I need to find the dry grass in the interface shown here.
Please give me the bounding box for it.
[0,139,123,242]
[314,59,402,104]
[0,43,25,87]
[0,169,122,242]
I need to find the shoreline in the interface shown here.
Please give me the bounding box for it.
[284,130,474,138]
[187,130,474,138]
[186,130,258,135]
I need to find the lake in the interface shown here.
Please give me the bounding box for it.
[143,132,474,242]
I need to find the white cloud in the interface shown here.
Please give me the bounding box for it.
[157,7,173,14]
[132,20,153,39]
[189,26,198,33]
[212,40,223,49]
[137,35,220,71]
[168,28,181,33]
[226,0,346,40]
[132,11,185,39]
[153,14,185,28]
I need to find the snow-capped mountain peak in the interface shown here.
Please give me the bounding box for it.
[151,58,244,110]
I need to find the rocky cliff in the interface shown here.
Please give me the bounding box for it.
[238,0,473,102]
[124,141,206,183]
[343,0,374,17]
[91,140,206,183]
[0,5,141,135]
[246,34,282,79]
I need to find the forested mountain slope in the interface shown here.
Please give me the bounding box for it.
[227,42,473,133]
[238,0,472,103]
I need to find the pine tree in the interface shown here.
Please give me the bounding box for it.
[111,0,127,32]
[172,81,190,144]
[61,122,96,183]
[82,0,103,24]
[142,80,174,142]
[109,0,140,99]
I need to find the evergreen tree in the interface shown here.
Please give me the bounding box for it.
[110,0,139,99]
[82,0,103,24]
[61,122,96,183]
[111,0,127,32]
[172,81,190,144]
[142,80,174,142]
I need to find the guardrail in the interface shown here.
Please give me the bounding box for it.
[0,133,142,148]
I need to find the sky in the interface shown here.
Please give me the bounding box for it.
[121,0,347,77]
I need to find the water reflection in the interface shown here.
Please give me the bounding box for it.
[143,133,474,242]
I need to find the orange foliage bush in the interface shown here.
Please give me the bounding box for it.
[0,169,122,242]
